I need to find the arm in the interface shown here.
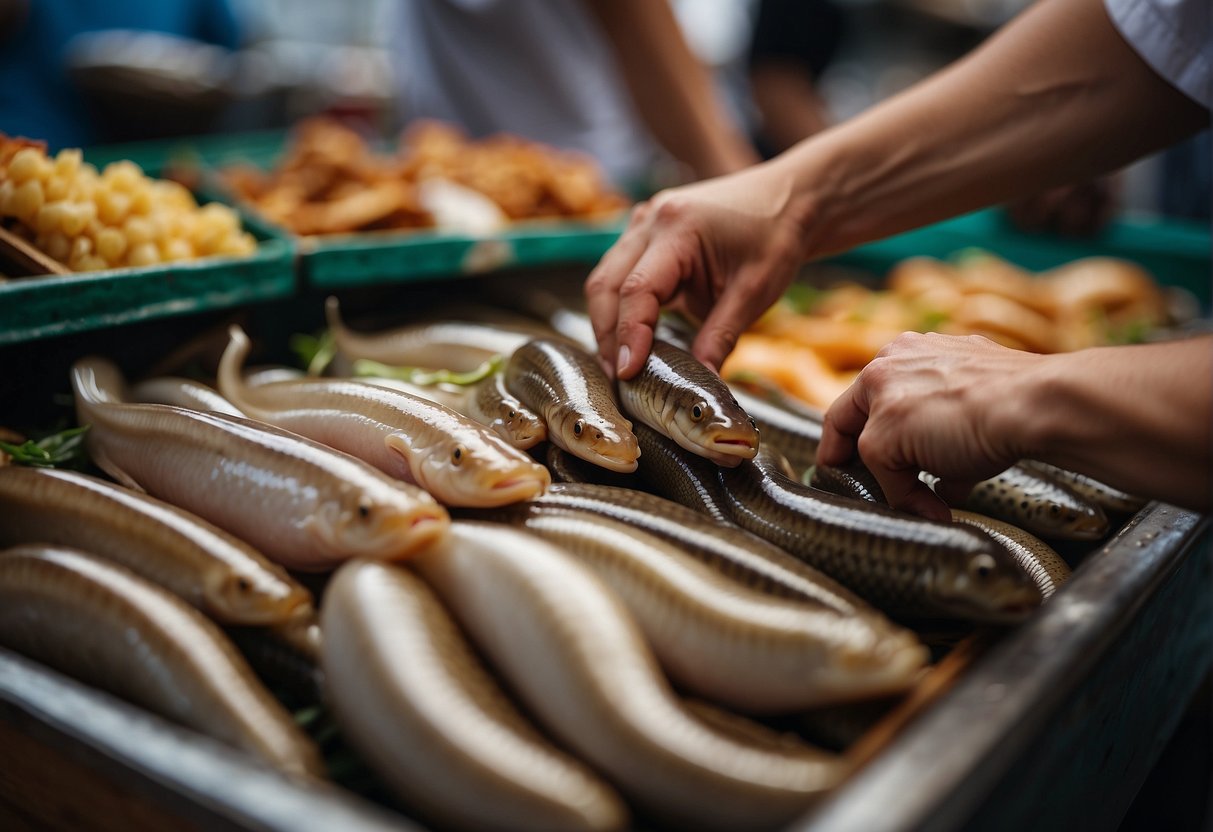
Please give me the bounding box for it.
[585,0,759,180]
[816,334,1213,519]
[586,0,1208,379]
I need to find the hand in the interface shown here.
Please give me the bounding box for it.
[817,333,1043,520]
[585,162,809,379]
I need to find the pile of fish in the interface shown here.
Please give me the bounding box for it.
[0,295,1143,832]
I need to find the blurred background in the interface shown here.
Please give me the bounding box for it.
[1,0,1207,221]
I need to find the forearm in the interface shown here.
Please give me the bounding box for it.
[773,0,1207,258]
[586,0,759,179]
[1007,336,1213,511]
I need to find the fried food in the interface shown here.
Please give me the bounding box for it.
[0,134,255,273]
[221,118,628,236]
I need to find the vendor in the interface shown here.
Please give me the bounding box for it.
[585,0,1211,516]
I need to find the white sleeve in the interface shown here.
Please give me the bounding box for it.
[1104,0,1211,109]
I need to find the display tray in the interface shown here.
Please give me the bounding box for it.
[0,502,1206,832]
[0,211,295,348]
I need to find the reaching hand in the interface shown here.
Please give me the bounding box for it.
[818,333,1042,520]
[585,163,810,379]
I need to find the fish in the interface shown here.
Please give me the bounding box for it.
[505,338,640,473]
[0,544,323,777]
[0,466,314,628]
[129,376,243,416]
[633,422,734,523]
[718,448,1042,622]
[476,510,928,712]
[72,356,448,571]
[326,296,542,372]
[728,385,824,478]
[470,481,873,618]
[951,510,1071,599]
[322,560,628,832]
[463,371,548,450]
[542,445,645,489]
[957,465,1109,541]
[810,461,887,504]
[413,521,845,831]
[1018,460,1146,515]
[618,340,759,467]
[218,326,551,507]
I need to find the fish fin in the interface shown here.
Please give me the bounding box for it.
[90,444,145,493]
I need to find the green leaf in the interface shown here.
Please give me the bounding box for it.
[289,330,337,376]
[1,425,91,469]
[353,354,503,387]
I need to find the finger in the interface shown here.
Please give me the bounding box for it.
[614,243,689,379]
[689,268,766,373]
[817,379,869,466]
[586,223,652,368]
[877,472,953,522]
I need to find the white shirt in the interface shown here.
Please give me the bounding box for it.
[391,0,659,184]
[1105,0,1211,109]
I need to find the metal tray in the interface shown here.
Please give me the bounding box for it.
[0,502,1206,832]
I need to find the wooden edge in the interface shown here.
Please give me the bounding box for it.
[0,225,70,276]
[843,630,993,772]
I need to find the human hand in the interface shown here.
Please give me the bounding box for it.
[817,332,1044,521]
[585,162,810,380]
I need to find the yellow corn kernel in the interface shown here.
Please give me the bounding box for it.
[123,215,153,246]
[33,201,65,234]
[95,227,128,263]
[11,179,45,222]
[160,237,194,261]
[127,241,160,267]
[7,148,43,183]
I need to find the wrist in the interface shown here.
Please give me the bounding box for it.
[995,349,1082,462]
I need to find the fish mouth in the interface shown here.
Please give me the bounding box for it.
[1065,513,1109,540]
[367,508,450,557]
[561,440,639,474]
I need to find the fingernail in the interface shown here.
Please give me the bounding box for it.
[617,345,631,374]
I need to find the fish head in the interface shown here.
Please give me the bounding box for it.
[556,410,640,473]
[666,393,760,467]
[927,548,1043,623]
[1043,499,1109,540]
[307,482,449,560]
[393,432,552,507]
[204,567,314,625]
[489,398,547,449]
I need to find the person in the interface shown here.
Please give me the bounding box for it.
[585,0,1211,518]
[392,0,758,187]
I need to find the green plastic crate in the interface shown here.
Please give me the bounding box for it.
[0,201,296,347]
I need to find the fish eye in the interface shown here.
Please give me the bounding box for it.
[691,403,704,421]
[749,417,757,429]
[969,554,996,581]
[357,500,373,519]
[237,577,252,593]
[451,445,465,465]
[573,420,584,437]
[508,409,517,419]
[1049,504,1061,515]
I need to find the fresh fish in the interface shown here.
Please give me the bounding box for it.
[811,461,887,504]
[0,544,323,777]
[951,510,1071,599]
[1018,460,1146,515]
[542,445,645,489]
[327,296,542,372]
[472,481,872,618]
[633,422,733,523]
[218,326,551,507]
[322,560,628,832]
[73,356,448,571]
[618,339,759,467]
[505,338,640,473]
[0,467,313,628]
[718,448,1042,622]
[728,385,824,478]
[129,377,243,416]
[958,465,1109,541]
[414,522,845,831]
